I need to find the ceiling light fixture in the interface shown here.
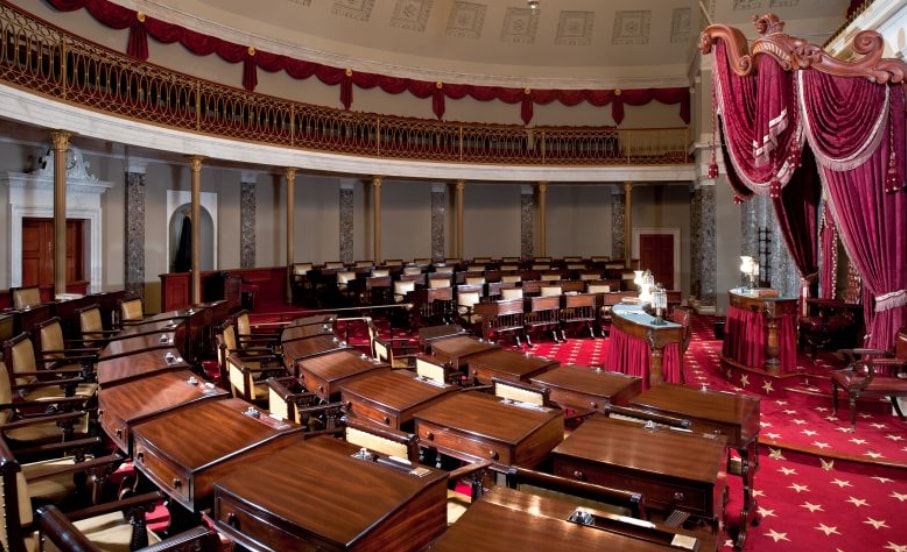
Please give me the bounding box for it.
[527,0,540,12]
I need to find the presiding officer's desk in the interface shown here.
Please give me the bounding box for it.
[722,288,797,375]
[609,303,684,388]
[214,436,449,552]
[428,486,718,552]
[413,391,563,471]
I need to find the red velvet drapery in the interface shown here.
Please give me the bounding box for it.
[44,0,689,124]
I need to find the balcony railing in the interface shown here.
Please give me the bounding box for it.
[0,3,691,167]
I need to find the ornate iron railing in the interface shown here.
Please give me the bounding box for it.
[0,4,691,166]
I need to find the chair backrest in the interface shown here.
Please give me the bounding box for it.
[336,271,357,286]
[493,378,548,406]
[35,317,66,360]
[415,355,448,384]
[383,259,404,267]
[235,310,253,337]
[501,287,523,301]
[540,273,561,282]
[587,283,611,294]
[0,436,35,552]
[292,262,313,276]
[355,260,374,268]
[324,261,345,269]
[11,287,41,310]
[394,280,416,302]
[77,305,106,344]
[403,266,423,276]
[465,276,485,286]
[3,333,38,386]
[457,291,481,313]
[540,285,563,298]
[428,276,451,289]
[501,274,521,283]
[119,297,144,323]
[372,268,390,278]
[344,418,419,464]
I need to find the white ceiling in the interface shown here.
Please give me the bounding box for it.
[137,0,851,88]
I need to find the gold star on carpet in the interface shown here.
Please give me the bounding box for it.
[864,517,889,529]
[802,429,817,436]
[789,483,810,493]
[847,497,869,507]
[800,502,823,512]
[762,380,774,393]
[768,448,786,460]
[820,458,834,470]
[764,529,790,542]
[766,432,782,439]
[775,399,789,406]
[850,437,868,445]
[753,489,765,498]
[783,409,798,415]
[813,441,831,449]
[871,476,893,484]
[886,434,903,441]
[890,491,907,502]
[780,466,798,476]
[757,506,776,518]
[865,450,884,459]
[792,418,808,425]
[815,523,840,536]
[814,406,830,412]
[831,478,853,488]
[883,542,907,552]
[739,374,749,387]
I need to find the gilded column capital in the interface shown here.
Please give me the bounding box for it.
[372,175,383,189]
[624,181,633,194]
[285,167,297,183]
[187,155,205,173]
[49,130,73,152]
[537,181,548,194]
[455,180,466,192]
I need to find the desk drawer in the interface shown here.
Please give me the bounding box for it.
[553,458,712,516]
[215,494,337,552]
[98,412,129,454]
[345,398,399,428]
[417,422,512,466]
[546,389,608,411]
[134,441,193,508]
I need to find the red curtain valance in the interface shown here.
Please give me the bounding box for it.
[44,0,689,125]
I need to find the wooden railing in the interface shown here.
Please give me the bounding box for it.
[0,3,691,166]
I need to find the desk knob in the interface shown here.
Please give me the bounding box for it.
[226,512,240,529]
[488,451,499,461]
[115,428,122,439]
[172,478,183,490]
[383,416,391,425]
[572,470,585,481]
[136,452,144,463]
[673,491,685,503]
[425,432,434,441]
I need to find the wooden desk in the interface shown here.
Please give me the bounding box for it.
[131,397,304,512]
[417,324,466,351]
[98,369,229,454]
[429,486,717,552]
[281,322,336,342]
[99,330,178,360]
[413,392,563,471]
[551,415,726,521]
[340,371,458,430]
[97,347,189,387]
[629,383,760,550]
[609,304,684,388]
[472,299,525,345]
[296,349,390,401]
[429,335,498,369]
[281,334,346,370]
[722,288,797,374]
[214,436,448,552]
[465,348,558,385]
[530,365,643,411]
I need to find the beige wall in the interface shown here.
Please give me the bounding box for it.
[462,183,523,259]
[380,180,434,262]
[546,184,616,259]
[630,184,692,297]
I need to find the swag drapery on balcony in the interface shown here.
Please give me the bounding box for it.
[702,14,907,351]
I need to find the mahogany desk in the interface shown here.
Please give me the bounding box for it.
[722,288,797,375]
[551,414,726,522]
[465,348,559,385]
[530,365,643,411]
[413,391,563,471]
[97,347,190,387]
[296,349,390,401]
[629,383,760,550]
[214,436,448,552]
[281,334,346,371]
[429,335,498,369]
[131,397,304,512]
[340,370,458,430]
[99,330,177,360]
[428,486,717,552]
[609,304,684,388]
[417,324,466,351]
[98,369,229,454]
[281,321,336,343]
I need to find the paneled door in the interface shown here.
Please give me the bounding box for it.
[639,233,675,290]
[21,218,85,287]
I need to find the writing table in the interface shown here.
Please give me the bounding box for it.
[97,346,189,387]
[295,348,390,401]
[340,370,458,430]
[429,335,498,369]
[530,364,643,411]
[465,348,559,385]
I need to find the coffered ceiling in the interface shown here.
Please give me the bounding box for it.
[134,0,851,88]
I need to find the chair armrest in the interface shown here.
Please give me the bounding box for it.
[0,396,88,410]
[11,436,102,458]
[141,526,220,552]
[0,410,86,430]
[448,459,494,501]
[25,453,124,483]
[48,491,164,523]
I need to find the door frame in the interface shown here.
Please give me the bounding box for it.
[632,227,680,291]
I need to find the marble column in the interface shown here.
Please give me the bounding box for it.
[187,155,204,306]
[239,172,257,269]
[430,183,446,261]
[536,181,548,257]
[455,180,465,259]
[623,181,633,267]
[372,175,382,263]
[50,130,73,296]
[285,167,297,299]
[692,180,717,309]
[520,185,534,258]
[124,163,147,300]
[339,180,354,264]
[611,187,625,260]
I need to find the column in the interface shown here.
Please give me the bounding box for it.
[285,167,297,299]
[239,171,258,269]
[372,175,382,263]
[50,130,73,296]
[125,162,147,300]
[611,186,625,260]
[339,180,354,264]
[187,155,204,306]
[430,183,446,261]
[536,181,548,257]
[624,181,633,267]
[520,186,534,258]
[455,180,465,259]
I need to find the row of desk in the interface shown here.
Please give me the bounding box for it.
[93,307,758,551]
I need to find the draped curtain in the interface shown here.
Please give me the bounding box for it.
[712,38,907,351]
[42,0,689,124]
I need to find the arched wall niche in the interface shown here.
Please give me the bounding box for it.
[165,191,218,272]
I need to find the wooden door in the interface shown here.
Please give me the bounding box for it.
[21,218,85,286]
[639,233,675,290]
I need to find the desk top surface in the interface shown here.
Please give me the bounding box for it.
[429,487,715,552]
[99,369,227,422]
[282,334,345,360]
[413,392,562,444]
[214,436,447,549]
[551,415,725,484]
[98,347,188,386]
[531,365,643,397]
[467,348,560,377]
[296,349,388,382]
[131,398,299,471]
[340,370,458,412]
[429,335,498,358]
[630,383,760,428]
[611,304,682,330]
[100,331,176,359]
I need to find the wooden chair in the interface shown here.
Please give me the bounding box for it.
[34,317,99,382]
[832,327,907,431]
[343,417,493,525]
[76,304,120,349]
[234,309,282,351]
[492,377,549,406]
[3,332,97,404]
[214,321,285,404]
[11,286,42,311]
[266,377,344,436]
[504,466,647,519]
[559,292,598,339]
[670,306,693,353]
[415,354,464,386]
[117,297,145,326]
[523,295,563,345]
